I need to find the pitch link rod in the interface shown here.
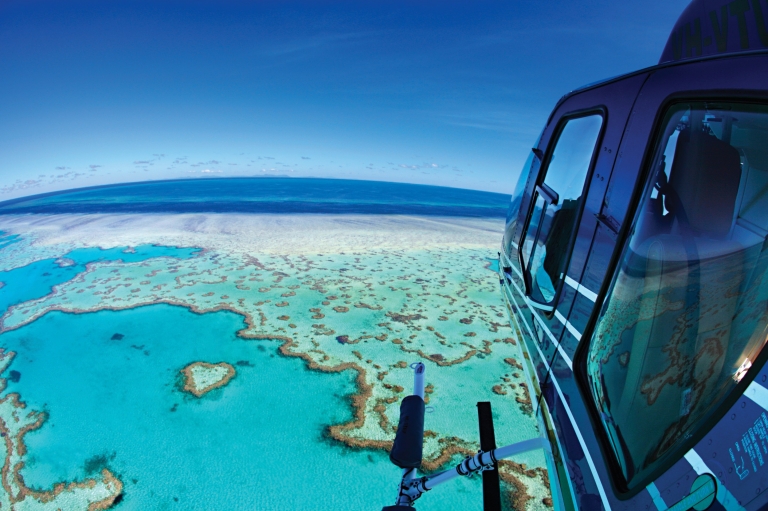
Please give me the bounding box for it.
[396,437,546,506]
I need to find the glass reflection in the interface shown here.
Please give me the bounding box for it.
[587,102,768,488]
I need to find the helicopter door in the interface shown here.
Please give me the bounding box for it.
[572,54,768,505]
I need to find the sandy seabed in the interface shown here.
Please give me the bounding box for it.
[0,213,504,257]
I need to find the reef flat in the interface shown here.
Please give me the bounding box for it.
[181,362,236,397]
[0,214,551,510]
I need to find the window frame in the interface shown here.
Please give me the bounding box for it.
[572,93,768,498]
[518,107,607,314]
[503,128,546,259]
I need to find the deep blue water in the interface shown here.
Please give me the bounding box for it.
[0,178,510,217]
[0,245,200,317]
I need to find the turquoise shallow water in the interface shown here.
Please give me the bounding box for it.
[1,304,483,510]
[0,245,200,316]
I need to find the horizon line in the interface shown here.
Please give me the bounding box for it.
[0,175,511,209]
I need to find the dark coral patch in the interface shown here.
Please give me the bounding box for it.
[83,451,116,474]
[387,312,426,324]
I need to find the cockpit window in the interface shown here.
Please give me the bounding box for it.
[521,114,603,307]
[586,101,768,489]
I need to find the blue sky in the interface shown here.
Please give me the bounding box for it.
[0,0,689,200]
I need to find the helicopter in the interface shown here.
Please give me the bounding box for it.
[383,0,768,509]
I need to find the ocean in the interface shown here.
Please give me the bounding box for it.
[0,179,550,511]
[0,178,510,217]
